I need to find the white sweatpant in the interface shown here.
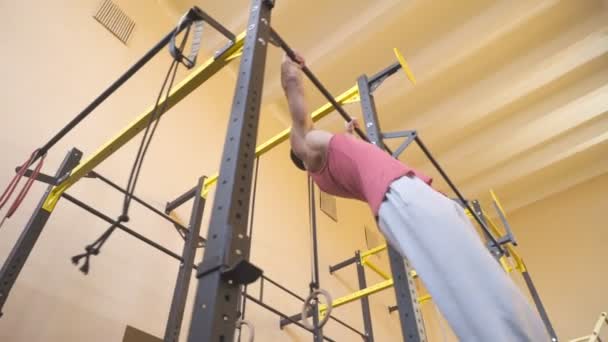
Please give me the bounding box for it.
[377,176,549,341]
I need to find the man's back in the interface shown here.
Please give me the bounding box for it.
[309,133,431,215]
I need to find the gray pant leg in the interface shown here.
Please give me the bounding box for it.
[378,176,549,341]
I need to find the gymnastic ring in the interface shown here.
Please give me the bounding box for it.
[301,289,333,331]
[236,319,254,342]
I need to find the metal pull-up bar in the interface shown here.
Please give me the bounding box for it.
[269,28,370,142]
[30,7,234,164]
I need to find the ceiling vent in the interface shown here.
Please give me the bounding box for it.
[93,0,135,44]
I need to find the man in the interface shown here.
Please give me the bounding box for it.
[281,54,549,341]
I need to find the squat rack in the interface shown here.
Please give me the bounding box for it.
[0,0,507,341]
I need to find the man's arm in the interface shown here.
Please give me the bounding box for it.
[281,54,318,167]
[281,54,311,152]
[281,54,333,171]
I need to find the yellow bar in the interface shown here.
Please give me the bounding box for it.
[418,294,432,304]
[393,48,417,85]
[360,244,387,259]
[362,258,390,280]
[482,212,525,272]
[319,279,394,314]
[42,32,248,212]
[499,256,512,273]
[490,189,507,219]
[318,278,431,314]
[201,84,360,197]
[465,201,526,273]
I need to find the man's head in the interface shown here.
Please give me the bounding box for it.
[290,149,306,171]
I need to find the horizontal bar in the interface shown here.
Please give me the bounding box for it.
[465,208,524,272]
[244,294,337,342]
[362,258,390,280]
[196,57,404,197]
[414,136,503,254]
[283,279,396,328]
[165,185,197,213]
[320,279,394,314]
[328,255,358,274]
[360,244,387,259]
[329,244,387,274]
[34,22,192,162]
[261,275,305,301]
[15,167,57,185]
[200,84,360,195]
[262,275,365,337]
[88,171,204,245]
[269,27,369,141]
[62,193,183,261]
[42,30,247,212]
[284,275,434,327]
[367,61,401,88]
[63,191,350,339]
[191,6,235,42]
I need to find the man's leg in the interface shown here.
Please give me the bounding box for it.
[377,176,549,341]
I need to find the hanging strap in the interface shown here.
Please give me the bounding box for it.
[169,12,204,69]
[72,9,199,274]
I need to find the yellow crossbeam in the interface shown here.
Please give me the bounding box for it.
[318,278,431,315]
[201,84,360,196]
[464,200,525,273]
[360,244,387,259]
[319,279,394,314]
[42,32,248,212]
[362,257,390,280]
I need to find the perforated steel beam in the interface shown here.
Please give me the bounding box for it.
[0,149,82,316]
[187,0,273,340]
[358,74,427,342]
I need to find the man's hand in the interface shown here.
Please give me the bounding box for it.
[345,118,360,135]
[281,52,305,91]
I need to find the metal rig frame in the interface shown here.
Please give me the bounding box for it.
[0,0,553,341]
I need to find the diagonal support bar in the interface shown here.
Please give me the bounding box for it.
[41,30,248,213]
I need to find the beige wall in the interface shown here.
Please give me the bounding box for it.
[1,1,605,342]
[508,173,608,340]
[0,1,404,341]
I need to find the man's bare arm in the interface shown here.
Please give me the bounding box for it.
[281,54,311,157]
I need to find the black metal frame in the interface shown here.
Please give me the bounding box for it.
[355,251,375,342]
[358,74,427,342]
[2,0,549,341]
[187,0,272,340]
[521,263,558,341]
[31,7,232,165]
[164,177,206,342]
[0,149,82,317]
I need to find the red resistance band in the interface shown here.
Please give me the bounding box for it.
[0,150,46,228]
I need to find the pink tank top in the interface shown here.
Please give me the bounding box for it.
[310,134,432,215]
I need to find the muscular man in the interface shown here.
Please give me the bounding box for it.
[281,54,549,341]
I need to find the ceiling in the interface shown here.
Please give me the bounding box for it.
[161,0,608,213]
